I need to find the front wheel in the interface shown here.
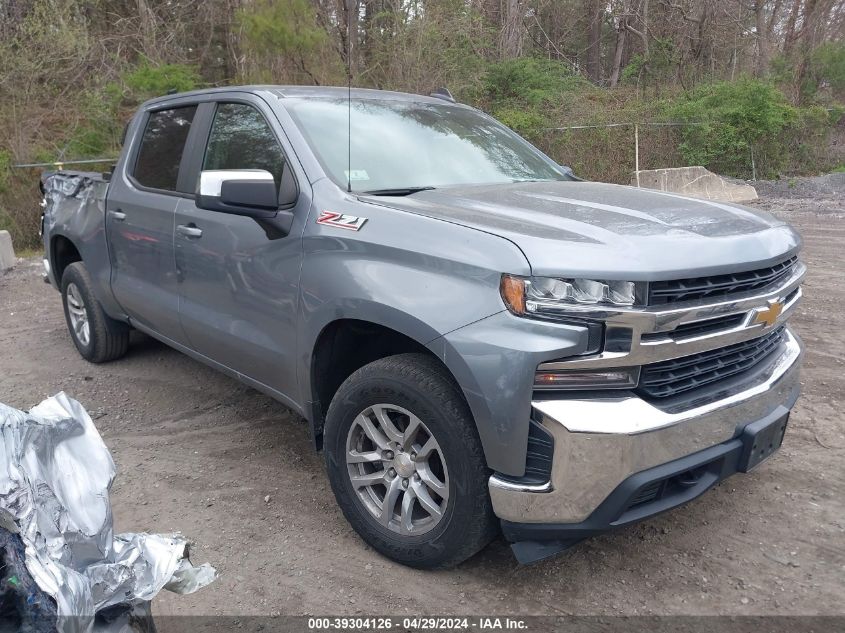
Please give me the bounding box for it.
[324,353,497,568]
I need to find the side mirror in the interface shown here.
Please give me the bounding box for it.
[558,165,583,181]
[197,170,279,219]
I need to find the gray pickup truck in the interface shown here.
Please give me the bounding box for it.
[40,86,804,567]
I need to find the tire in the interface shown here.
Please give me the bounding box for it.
[324,353,497,568]
[61,262,130,363]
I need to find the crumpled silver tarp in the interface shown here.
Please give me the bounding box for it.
[0,392,217,633]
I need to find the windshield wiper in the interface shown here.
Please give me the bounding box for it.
[362,186,436,196]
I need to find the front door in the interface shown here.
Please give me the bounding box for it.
[107,104,198,344]
[174,98,307,399]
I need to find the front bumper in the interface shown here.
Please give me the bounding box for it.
[489,327,802,561]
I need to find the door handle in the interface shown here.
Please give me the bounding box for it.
[109,209,126,221]
[177,224,203,238]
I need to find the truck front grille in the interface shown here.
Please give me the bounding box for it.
[648,256,797,305]
[637,327,785,399]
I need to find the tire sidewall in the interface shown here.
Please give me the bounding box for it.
[325,363,489,567]
[61,265,96,360]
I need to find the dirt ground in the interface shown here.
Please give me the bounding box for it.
[1,177,843,619]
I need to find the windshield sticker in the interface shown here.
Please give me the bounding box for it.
[344,169,370,181]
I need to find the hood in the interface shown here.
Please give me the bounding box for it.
[364,181,801,279]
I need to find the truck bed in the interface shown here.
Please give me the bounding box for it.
[40,171,114,307]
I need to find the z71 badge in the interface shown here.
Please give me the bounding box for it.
[316,211,367,231]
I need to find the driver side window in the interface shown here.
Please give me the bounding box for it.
[203,103,286,190]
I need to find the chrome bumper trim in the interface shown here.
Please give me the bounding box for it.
[537,262,805,370]
[534,328,802,435]
[488,477,552,494]
[489,327,802,523]
[489,328,802,494]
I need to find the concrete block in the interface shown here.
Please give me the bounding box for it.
[633,166,758,203]
[0,230,15,271]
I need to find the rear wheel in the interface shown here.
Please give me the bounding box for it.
[324,353,497,568]
[61,262,130,363]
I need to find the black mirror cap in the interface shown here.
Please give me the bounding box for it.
[221,178,278,209]
[197,179,279,219]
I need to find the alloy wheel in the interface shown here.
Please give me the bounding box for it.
[345,403,449,535]
[66,283,90,347]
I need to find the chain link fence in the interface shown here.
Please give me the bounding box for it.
[537,115,843,185]
[538,122,728,185]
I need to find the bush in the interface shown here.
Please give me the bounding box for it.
[484,58,592,108]
[62,90,123,158]
[807,42,845,101]
[483,58,599,142]
[773,105,842,176]
[669,79,798,178]
[492,107,548,139]
[123,60,201,100]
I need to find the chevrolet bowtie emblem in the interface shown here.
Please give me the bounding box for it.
[754,299,784,327]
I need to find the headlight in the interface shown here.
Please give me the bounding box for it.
[501,274,644,319]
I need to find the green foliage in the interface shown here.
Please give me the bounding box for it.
[0,150,17,238]
[239,0,325,57]
[0,150,11,194]
[123,60,201,100]
[482,58,597,138]
[621,54,647,82]
[492,108,548,139]
[669,79,798,177]
[622,39,676,85]
[807,42,845,99]
[484,58,591,108]
[58,60,200,160]
[63,90,122,158]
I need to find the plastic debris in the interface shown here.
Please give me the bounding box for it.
[0,393,217,633]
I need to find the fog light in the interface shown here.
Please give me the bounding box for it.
[534,367,639,390]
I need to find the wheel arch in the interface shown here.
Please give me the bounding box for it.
[50,233,82,286]
[304,313,461,452]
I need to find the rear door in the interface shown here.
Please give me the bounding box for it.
[107,104,198,343]
[174,95,309,399]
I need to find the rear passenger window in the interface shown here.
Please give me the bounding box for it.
[133,106,197,191]
[203,103,285,189]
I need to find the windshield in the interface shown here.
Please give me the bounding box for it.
[283,97,566,192]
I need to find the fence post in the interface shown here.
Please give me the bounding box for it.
[634,123,641,187]
[750,145,757,181]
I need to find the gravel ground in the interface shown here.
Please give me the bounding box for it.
[0,179,843,619]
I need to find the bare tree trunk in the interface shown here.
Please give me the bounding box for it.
[585,0,603,83]
[501,0,523,58]
[783,0,802,56]
[135,0,157,58]
[625,0,649,57]
[754,0,771,76]
[609,8,628,87]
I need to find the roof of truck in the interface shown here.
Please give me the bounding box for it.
[142,85,465,108]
